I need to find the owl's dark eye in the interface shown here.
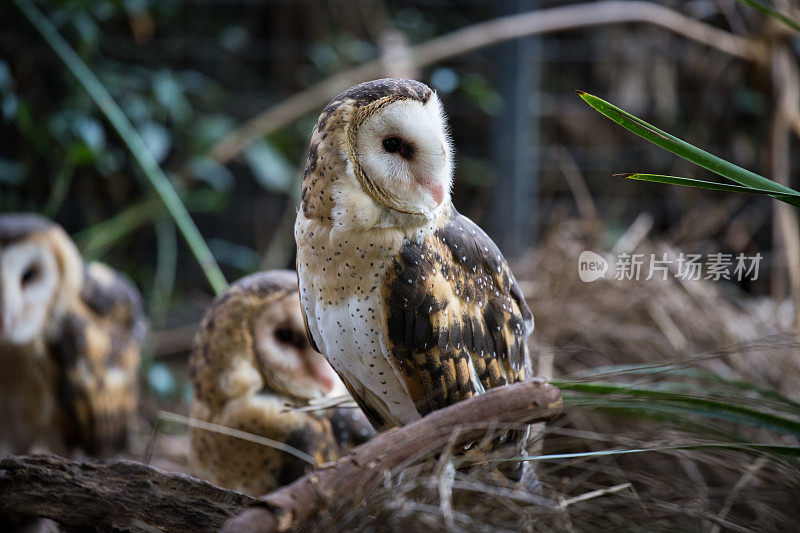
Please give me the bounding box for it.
[382,137,402,153]
[382,136,415,159]
[275,327,307,350]
[275,328,293,343]
[21,263,41,287]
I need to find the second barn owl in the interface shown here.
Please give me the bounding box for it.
[189,271,374,496]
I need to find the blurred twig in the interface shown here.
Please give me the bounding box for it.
[73,190,223,260]
[709,456,766,533]
[210,0,767,164]
[558,482,632,509]
[553,146,598,221]
[14,0,228,295]
[380,28,418,80]
[149,323,199,357]
[769,35,800,329]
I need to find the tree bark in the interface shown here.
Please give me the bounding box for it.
[0,454,256,532]
[223,378,562,533]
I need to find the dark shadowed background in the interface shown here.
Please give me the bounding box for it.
[0,0,794,405]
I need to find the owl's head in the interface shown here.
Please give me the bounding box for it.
[0,214,83,345]
[248,272,337,400]
[194,270,338,405]
[303,79,453,230]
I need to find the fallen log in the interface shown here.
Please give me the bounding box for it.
[0,454,255,532]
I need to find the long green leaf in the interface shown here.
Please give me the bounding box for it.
[622,173,800,199]
[553,381,800,436]
[568,399,799,436]
[15,0,227,295]
[734,0,800,32]
[579,92,800,208]
[572,362,800,412]
[674,369,800,412]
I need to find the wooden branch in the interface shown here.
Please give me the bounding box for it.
[222,378,562,533]
[150,322,200,357]
[0,454,255,532]
[209,0,767,165]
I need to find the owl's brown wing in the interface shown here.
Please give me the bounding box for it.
[383,209,534,418]
[48,263,146,455]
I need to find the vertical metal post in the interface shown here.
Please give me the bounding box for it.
[487,0,541,258]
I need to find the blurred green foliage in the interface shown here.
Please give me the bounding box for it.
[0,0,501,325]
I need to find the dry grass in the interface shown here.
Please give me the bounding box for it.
[301,218,800,532]
[523,217,800,398]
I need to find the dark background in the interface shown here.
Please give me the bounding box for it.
[0,0,792,395]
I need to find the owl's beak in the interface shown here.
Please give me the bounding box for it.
[428,182,445,206]
[413,174,445,206]
[305,357,336,393]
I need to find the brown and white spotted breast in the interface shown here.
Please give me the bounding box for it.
[296,216,420,430]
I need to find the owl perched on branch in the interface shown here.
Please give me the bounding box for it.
[295,79,536,481]
[0,213,146,457]
[189,271,374,496]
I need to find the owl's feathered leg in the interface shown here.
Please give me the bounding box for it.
[486,424,544,493]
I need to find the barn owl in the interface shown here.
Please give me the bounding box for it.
[189,270,374,496]
[0,213,146,456]
[295,79,536,481]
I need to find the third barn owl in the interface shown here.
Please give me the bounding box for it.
[0,213,145,457]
